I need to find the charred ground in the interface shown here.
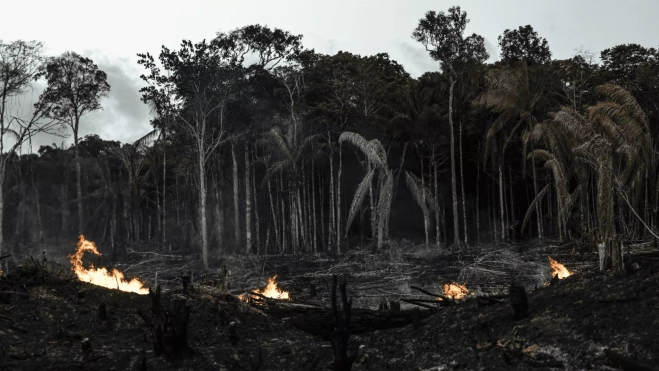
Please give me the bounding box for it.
[0,242,658,370]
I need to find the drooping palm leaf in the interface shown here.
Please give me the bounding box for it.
[345,167,375,235]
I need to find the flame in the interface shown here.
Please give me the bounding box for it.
[548,256,573,279]
[442,282,469,299]
[69,235,148,295]
[238,275,290,301]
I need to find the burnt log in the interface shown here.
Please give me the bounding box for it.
[138,286,193,360]
[510,285,529,320]
[331,275,357,371]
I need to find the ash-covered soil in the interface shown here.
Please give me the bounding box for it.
[0,242,657,370]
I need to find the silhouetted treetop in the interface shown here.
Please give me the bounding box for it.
[498,25,551,65]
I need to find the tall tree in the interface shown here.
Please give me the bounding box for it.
[498,25,552,65]
[139,39,241,270]
[39,51,110,235]
[412,6,488,248]
[0,40,59,265]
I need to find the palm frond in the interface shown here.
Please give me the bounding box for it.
[521,183,550,233]
[338,131,385,168]
[266,126,293,162]
[345,168,376,235]
[134,129,161,149]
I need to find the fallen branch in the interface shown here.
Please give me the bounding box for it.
[409,286,450,302]
[401,299,436,310]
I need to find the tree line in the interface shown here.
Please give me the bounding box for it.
[1,6,657,271]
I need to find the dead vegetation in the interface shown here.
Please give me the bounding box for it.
[0,242,657,370]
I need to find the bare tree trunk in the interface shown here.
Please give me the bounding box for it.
[329,147,335,253]
[34,186,44,242]
[448,75,460,248]
[297,187,304,251]
[290,191,297,253]
[434,159,440,249]
[253,160,260,253]
[162,140,167,249]
[598,147,616,271]
[532,151,543,239]
[268,180,279,254]
[476,155,480,245]
[199,147,209,271]
[369,162,376,244]
[644,170,649,239]
[214,183,223,256]
[499,165,506,243]
[175,173,180,229]
[420,151,429,246]
[280,174,286,254]
[232,143,240,247]
[459,118,468,246]
[123,182,132,242]
[312,158,317,253]
[75,133,83,235]
[155,178,161,245]
[0,167,5,270]
[336,144,342,254]
[320,171,325,251]
[509,167,515,242]
[111,195,117,254]
[245,143,251,254]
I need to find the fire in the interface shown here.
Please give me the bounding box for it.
[548,256,573,279]
[442,282,470,299]
[238,275,290,301]
[69,235,148,295]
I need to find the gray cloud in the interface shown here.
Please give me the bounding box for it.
[28,52,153,151]
[397,42,437,78]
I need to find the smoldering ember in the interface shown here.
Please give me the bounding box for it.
[0,2,658,370]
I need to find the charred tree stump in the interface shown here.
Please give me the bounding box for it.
[98,303,107,321]
[181,276,191,295]
[331,275,357,371]
[509,285,529,321]
[138,286,193,360]
[611,236,624,272]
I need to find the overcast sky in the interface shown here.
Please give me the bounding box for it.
[2,0,657,152]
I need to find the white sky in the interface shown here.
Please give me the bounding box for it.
[2,0,657,151]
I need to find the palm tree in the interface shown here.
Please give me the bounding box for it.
[523,84,654,270]
[263,123,323,253]
[339,132,393,250]
[476,60,545,242]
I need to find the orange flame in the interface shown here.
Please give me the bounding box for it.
[548,256,573,279]
[238,275,290,301]
[69,235,148,295]
[442,282,469,299]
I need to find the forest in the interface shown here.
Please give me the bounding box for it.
[0,5,658,370]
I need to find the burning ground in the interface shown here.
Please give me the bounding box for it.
[0,240,658,370]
